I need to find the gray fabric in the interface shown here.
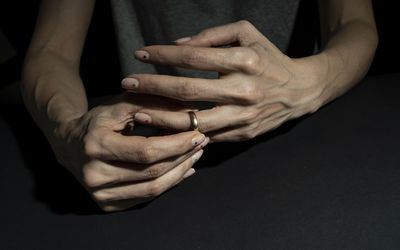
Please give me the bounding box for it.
[110,0,300,77]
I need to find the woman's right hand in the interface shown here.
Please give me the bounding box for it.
[47,94,208,212]
[20,0,207,212]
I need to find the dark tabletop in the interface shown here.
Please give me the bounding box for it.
[1,73,400,250]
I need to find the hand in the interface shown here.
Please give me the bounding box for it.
[48,93,208,212]
[122,21,327,142]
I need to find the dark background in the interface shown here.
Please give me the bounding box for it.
[0,0,397,211]
[0,0,399,99]
[0,2,399,248]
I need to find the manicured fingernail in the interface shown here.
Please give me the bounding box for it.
[121,78,139,89]
[199,137,210,148]
[183,168,196,178]
[135,50,150,60]
[134,113,152,124]
[192,133,205,146]
[192,150,204,164]
[174,36,191,43]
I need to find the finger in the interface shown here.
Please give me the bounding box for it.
[182,168,196,179]
[134,105,248,133]
[88,130,206,164]
[97,197,153,212]
[122,74,239,103]
[175,20,268,47]
[84,138,209,188]
[210,113,291,142]
[118,92,191,112]
[135,102,287,134]
[98,168,196,212]
[92,150,203,203]
[92,94,189,133]
[135,45,262,74]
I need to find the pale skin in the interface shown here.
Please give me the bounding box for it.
[22,0,208,212]
[122,0,378,142]
[22,0,377,212]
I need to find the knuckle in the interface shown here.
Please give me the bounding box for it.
[144,166,163,179]
[82,168,106,188]
[154,49,168,62]
[182,48,205,66]
[237,19,253,28]
[92,189,125,203]
[282,91,302,108]
[83,130,105,158]
[92,190,112,203]
[235,83,261,104]
[82,163,119,188]
[240,48,262,74]
[309,99,322,114]
[248,121,261,133]
[147,181,165,197]
[176,80,199,99]
[136,144,157,164]
[239,109,258,125]
[99,205,121,213]
[196,29,213,45]
[243,48,260,72]
[237,20,253,29]
[83,134,98,157]
[242,129,257,140]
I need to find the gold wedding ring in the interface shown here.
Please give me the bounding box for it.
[188,111,199,131]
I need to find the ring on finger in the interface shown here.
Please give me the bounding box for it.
[188,111,199,131]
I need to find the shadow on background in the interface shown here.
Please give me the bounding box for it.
[0,101,307,215]
[0,105,100,215]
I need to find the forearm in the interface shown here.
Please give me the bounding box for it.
[21,0,95,135]
[21,50,88,134]
[314,19,378,104]
[299,0,378,105]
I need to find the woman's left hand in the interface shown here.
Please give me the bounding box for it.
[122,20,329,142]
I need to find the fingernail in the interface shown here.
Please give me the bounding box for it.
[183,168,196,178]
[121,78,139,89]
[192,133,205,146]
[134,113,152,124]
[135,50,150,60]
[192,150,204,164]
[199,137,210,148]
[174,36,191,43]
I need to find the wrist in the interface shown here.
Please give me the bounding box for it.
[52,113,84,140]
[44,112,85,172]
[38,101,86,142]
[22,59,88,137]
[290,54,329,113]
[292,51,345,110]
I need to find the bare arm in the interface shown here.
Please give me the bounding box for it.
[21,0,94,134]
[313,0,378,104]
[119,0,378,142]
[21,0,206,212]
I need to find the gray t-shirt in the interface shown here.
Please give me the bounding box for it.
[110,0,300,77]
